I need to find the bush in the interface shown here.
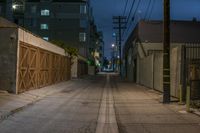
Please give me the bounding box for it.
[51,40,78,57]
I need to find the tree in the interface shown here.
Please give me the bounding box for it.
[51,40,78,57]
[51,40,78,66]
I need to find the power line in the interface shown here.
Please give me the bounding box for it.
[123,0,141,39]
[131,0,142,23]
[122,0,129,16]
[144,0,152,20]
[122,0,136,38]
[147,0,156,21]
[126,0,136,23]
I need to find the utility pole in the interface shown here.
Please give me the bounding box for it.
[163,0,171,103]
[113,16,126,76]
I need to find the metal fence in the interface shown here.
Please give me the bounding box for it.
[184,44,200,108]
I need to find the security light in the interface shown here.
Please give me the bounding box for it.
[12,4,17,10]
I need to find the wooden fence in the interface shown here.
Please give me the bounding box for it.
[18,41,71,93]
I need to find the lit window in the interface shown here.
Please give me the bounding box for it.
[80,5,87,14]
[43,37,49,41]
[79,32,86,42]
[41,9,50,16]
[40,24,48,30]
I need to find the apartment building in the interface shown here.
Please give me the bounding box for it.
[0,0,91,57]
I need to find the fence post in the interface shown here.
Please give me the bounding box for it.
[186,85,191,112]
[179,84,183,104]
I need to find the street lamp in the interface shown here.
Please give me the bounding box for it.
[12,1,25,26]
[111,44,116,71]
[112,32,116,37]
[111,43,115,48]
[12,1,24,12]
[12,4,17,10]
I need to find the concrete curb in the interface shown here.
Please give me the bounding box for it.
[191,108,200,117]
[0,81,73,123]
[0,98,40,123]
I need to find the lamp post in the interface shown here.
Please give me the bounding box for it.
[112,32,119,72]
[111,44,115,71]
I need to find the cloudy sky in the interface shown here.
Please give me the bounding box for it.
[90,0,200,58]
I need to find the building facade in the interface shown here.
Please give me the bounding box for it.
[0,17,71,93]
[0,0,91,57]
[123,20,200,99]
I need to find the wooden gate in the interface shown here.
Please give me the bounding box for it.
[18,42,71,93]
[18,43,38,92]
[38,50,51,87]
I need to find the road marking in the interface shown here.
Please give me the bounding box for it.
[96,75,119,133]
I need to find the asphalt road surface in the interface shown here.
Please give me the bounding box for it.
[0,74,200,133]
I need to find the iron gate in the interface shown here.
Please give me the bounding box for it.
[184,44,200,108]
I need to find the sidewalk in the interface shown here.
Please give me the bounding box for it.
[113,74,200,116]
[113,81,200,133]
[0,80,73,121]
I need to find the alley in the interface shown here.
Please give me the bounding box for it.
[0,74,200,133]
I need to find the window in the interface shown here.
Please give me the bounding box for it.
[79,32,86,42]
[31,6,37,14]
[43,37,49,41]
[80,5,87,14]
[41,9,50,16]
[80,19,87,28]
[30,18,37,27]
[40,24,48,30]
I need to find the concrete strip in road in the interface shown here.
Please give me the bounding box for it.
[96,75,119,133]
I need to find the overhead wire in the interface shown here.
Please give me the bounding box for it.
[122,0,136,38]
[147,0,156,21]
[144,0,152,20]
[123,0,141,39]
[131,0,142,24]
[119,0,156,43]
[122,0,129,16]
[126,0,136,23]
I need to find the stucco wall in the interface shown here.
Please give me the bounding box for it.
[0,25,70,93]
[170,46,182,98]
[71,57,78,78]
[0,28,18,93]
[138,54,154,88]
[127,48,134,81]
[138,46,181,98]
[153,52,163,92]
[18,28,67,56]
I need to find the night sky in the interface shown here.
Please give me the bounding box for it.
[90,0,200,58]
